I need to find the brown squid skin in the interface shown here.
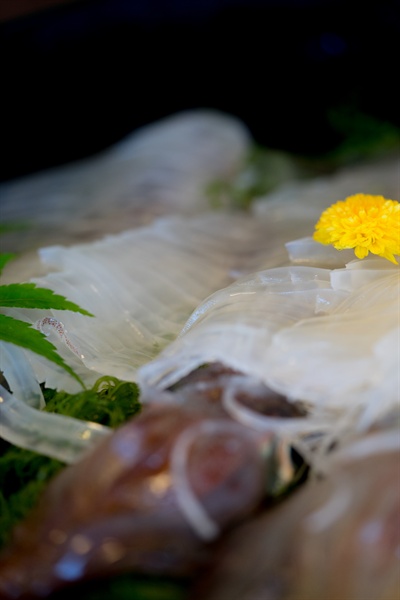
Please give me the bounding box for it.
[0,397,269,599]
[190,444,400,600]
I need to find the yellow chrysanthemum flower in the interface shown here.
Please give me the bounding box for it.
[313,193,400,264]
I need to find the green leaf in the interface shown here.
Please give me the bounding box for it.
[0,283,94,315]
[0,253,16,276]
[0,314,84,386]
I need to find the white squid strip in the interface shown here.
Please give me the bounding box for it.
[138,265,347,389]
[0,385,110,463]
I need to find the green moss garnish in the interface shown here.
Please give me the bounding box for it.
[42,375,141,428]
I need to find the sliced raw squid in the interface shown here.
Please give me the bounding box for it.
[138,251,399,440]
[0,110,250,252]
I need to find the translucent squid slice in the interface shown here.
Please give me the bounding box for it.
[138,259,399,438]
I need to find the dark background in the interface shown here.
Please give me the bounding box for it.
[1,0,399,182]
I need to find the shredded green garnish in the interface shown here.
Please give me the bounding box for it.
[42,375,141,427]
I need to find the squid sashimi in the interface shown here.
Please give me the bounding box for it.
[0,110,250,253]
[138,247,399,447]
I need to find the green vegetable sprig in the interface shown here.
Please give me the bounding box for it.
[0,253,93,387]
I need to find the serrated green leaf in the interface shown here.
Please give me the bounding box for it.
[0,283,94,316]
[0,254,16,276]
[0,314,84,386]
